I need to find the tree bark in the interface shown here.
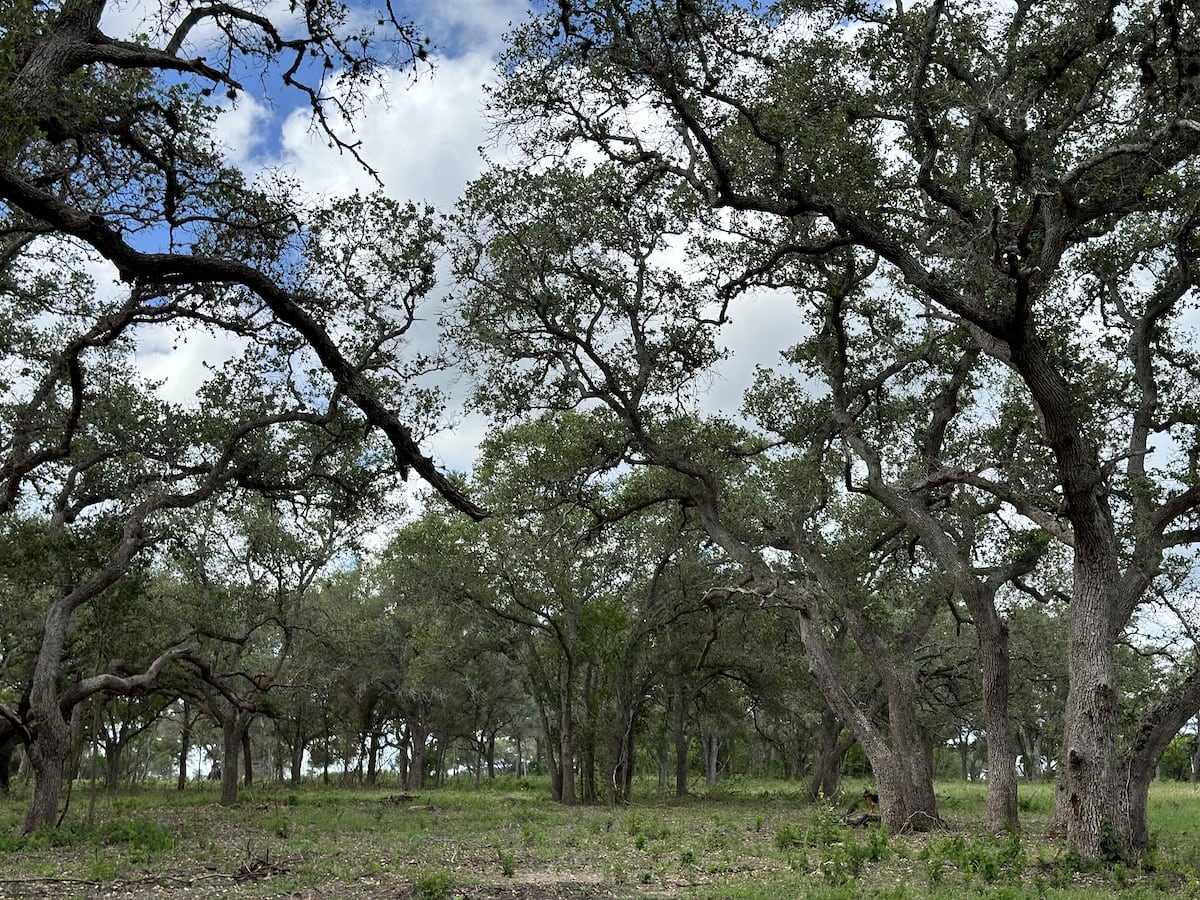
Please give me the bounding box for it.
[1052,545,1122,858]
[558,658,577,805]
[795,606,941,832]
[220,712,246,806]
[671,664,689,797]
[406,717,428,791]
[241,719,254,786]
[808,711,853,801]
[177,701,191,791]
[702,729,720,787]
[977,615,1020,832]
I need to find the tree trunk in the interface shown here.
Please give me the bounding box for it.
[1054,550,1121,858]
[367,730,380,786]
[22,711,70,833]
[535,698,561,800]
[177,701,190,791]
[795,607,940,832]
[671,665,688,797]
[0,730,17,796]
[1192,725,1199,785]
[1115,663,1200,855]
[104,738,123,790]
[808,711,853,801]
[702,729,720,787]
[1019,723,1044,780]
[406,717,428,791]
[559,660,576,805]
[220,713,245,806]
[241,721,254,786]
[977,613,1020,833]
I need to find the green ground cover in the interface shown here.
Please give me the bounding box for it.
[1,778,1198,898]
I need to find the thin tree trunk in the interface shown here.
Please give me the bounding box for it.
[671,665,688,797]
[177,701,190,791]
[559,660,576,805]
[702,730,720,787]
[241,720,253,786]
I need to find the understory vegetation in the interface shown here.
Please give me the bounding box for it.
[2,779,1199,899]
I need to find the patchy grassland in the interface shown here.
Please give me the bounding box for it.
[1,777,1199,898]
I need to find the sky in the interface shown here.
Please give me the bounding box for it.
[94,0,800,483]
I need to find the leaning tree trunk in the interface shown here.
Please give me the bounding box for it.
[796,607,940,832]
[22,710,70,833]
[1117,661,1200,854]
[23,601,75,832]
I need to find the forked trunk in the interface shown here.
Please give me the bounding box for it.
[808,711,852,801]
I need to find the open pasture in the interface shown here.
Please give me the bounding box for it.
[3,779,1200,899]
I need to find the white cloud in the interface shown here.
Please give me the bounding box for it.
[213,94,272,168]
[707,288,805,416]
[273,50,500,211]
[135,322,247,407]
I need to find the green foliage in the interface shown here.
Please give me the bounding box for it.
[102,817,177,860]
[413,869,455,900]
[920,831,1027,888]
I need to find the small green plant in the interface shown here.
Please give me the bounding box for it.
[862,825,891,862]
[805,800,844,848]
[775,822,803,849]
[414,868,455,900]
[497,847,517,877]
[680,848,696,865]
[102,818,176,858]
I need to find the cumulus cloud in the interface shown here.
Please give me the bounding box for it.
[267,50,501,211]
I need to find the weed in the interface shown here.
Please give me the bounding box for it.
[775,822,804,849]
[497,847,517,877]
[102,818,175,857]
[414,868,455,900]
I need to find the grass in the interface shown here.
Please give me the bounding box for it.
[0,777,1198,897]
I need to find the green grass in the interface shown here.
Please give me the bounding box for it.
[1,778,1199,897]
